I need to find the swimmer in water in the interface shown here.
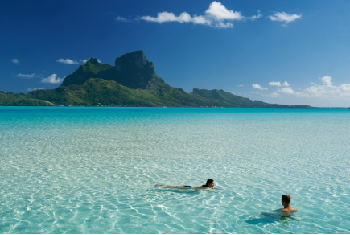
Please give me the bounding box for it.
[262,195,298,218]
[277,195,298,217]
[200,179,215,189]
[155,179,216,189]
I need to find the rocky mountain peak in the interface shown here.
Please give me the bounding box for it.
[115,50,154,73]
[60,51,158,89]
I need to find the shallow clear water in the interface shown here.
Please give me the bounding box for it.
[0,107,349,233]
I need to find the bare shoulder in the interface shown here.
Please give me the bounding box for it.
[282,207,298,212]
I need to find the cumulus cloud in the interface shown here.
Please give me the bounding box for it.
[11,59,19,64]
[27,88,44,92]
[252,84,268,90]
[268,12,302,24]
[138,1,260,28]
[205,1,243,20]
[56,59,79,64]
[40,74,65,84]
[17,73,36,79]
[275,76,350,99]
[278,87,295,94]
[269,81,290,86]
[299,76,350,97]
[321,75,333,87]
[141,11,212,26]
[270,81,281,86]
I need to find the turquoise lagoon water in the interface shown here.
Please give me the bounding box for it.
[0,107,349,234]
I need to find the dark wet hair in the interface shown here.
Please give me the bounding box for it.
[202,179,213,187]
[282,195,290,204]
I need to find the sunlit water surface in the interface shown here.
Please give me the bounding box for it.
[0,107,349,233]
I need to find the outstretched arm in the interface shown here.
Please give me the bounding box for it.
[154,184,191,189]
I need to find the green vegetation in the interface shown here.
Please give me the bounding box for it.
[23,78,228,107]
[60,58,115,86]
[61,51,156,89]
[1,51,313,108]
[191,88,311,108]
[0,91,53,106]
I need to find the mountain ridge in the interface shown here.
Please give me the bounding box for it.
[0,51,312,108]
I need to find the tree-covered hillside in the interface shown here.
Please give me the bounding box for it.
[0,91,54,106]
[1,51,312,108]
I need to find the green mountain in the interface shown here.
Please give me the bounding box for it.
[1,51,312,108]
[61,51,156,89]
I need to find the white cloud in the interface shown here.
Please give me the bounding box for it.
[270,92,279,97]
[142,12,187,23]
[270,81,290,86]
[141,11,211,25]
[276,76,350,99]
[321,75,333,87]
[205,1,243,20]
[270,81,281,86]
[278,87,294,94]
[40,74,65,84]
[282,81,290,86]
[249,10,262,20]
[17,73,36,79]
[268,12,302,23]
[11,59,19,64]
[215,22,233,28]
[340,84,350,92]
[56,59,79,64]
[237,84,243,87]
[116,16,128,22]
[192,15,210,24]
[264,76,350,107]
[300,76,350,97]
[252,84,268,90]
[138,1,256,28]
[27,88,44,92]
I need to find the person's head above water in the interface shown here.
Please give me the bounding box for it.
[280,194,297,213]
[282,195,291,207]
[202,179,215,188]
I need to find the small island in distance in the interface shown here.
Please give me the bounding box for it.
[0,51,312,108]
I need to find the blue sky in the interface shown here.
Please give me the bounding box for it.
[1,0,350,107]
